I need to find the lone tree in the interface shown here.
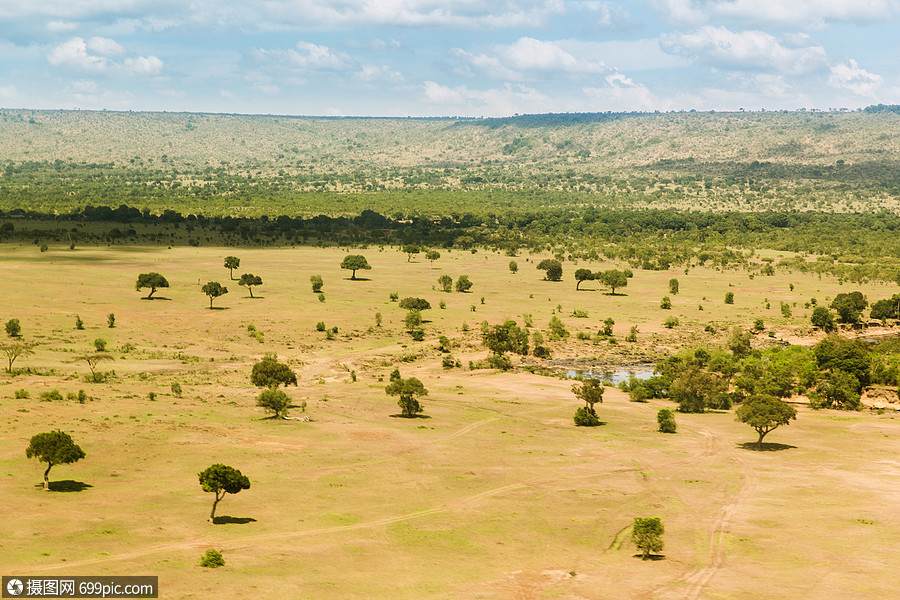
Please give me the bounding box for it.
[310,274,324,293]
[598,269,629,295]
[455,274,473,292]
[199,464,250,523]
[632,517,665,560]
[657,409,677,433]
[736,394,797,450]
[572,379,604,426]
[135,272,169,299]
[238,273,263,298]
[202,281,228,308]
[341,255,371,280]
[6,318,21,337]
[78,351,114,380]
[402,244,421,262]
[251,352,298,389]
[669,278,679,295]
[26,430,85,491]
[509,260,518,274]
[438,274,453,292]
[574,268,594,290]
[224,256,240,280]
[425,250,440,266]
[256,388,291,419]
[537,259,563,281]
[2,340,35,373]
[385,374,428,417]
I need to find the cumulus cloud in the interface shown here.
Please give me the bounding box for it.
[654,0,900,27]
[659,26,828,75]
[47,36,162,75]
[584,72,665,111]
[829,59,883,96]
[422,81,551,116]
[356,64,405,84]
[453,37,610,81]
[250,41,350,72]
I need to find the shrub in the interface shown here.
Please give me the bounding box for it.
[410,328,425,341]
[171,383,182,397]
[200,549,225,568]
[725,292,735,304]
[310,274,324,293]
[107,313,116,328]
[625,326,638,342]
[94,338,107,352]
[753,318,765,331]
[14,389,29,399]
[487,353,514,371]
[316,321,326,332]
[40,389,64,402]
[657,409,677,433]
[318,293,325,303]
[442,355,459,369]
[660,296,672,310]
[664,316,679,329]
[375,312,382,327]
[5,318,21,337]
[75,315,84,330]
[389,292,399,302]
[533,345,551,358]
[573,407,601,426]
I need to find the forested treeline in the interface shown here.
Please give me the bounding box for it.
[5,205,900,284]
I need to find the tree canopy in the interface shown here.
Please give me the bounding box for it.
[238,273,263,298]
[632,517,664,560]
[574,268,594,290]
[198,463,250,523]
[341,254,371,279]
[385,375,428,417]
[482,320,529,356]
[735,394,797,450]
[224,256,240,279]
[597,269,629,294]
[2,340,35,373]
[135,272,169,299]
[251,353,298,388]
[202,281,228,308]
[830,291,868,324]
[537,259,563,281]
[399,297,431,311]
[26,430,85,491]
[455,274,473,292]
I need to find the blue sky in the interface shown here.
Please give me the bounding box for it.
[1,1,898,117]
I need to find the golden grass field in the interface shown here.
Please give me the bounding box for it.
[2,243,899,599]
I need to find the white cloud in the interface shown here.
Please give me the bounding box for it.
[356,64,405,84]
[46,21,77,32]
[0,85,20,101]
[659,27,828,75]
[453,37,610,81]
[86,36,125,56]
[47,36,163,76]
[654,0,900,27]
[123,55,163,75]
[584,73,665,111]
[250,41,350,73]
[829,59,883,96]
[48,37,110,71]
[422,81,551,116]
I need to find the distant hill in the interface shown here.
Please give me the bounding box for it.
[2,107,900,215]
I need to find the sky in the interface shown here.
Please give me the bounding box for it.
[0,0,898,117]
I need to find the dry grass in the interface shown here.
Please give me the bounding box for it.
[1,243,899,599]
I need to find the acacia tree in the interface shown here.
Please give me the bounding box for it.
[455,274,473,292]
[537,259,563,281]
[135,272,169,299]
[735,394,797,450]
[341,255,371,280]
[2,340,35,373]
[238,273,263,298]
[598,269,628,294]
[574,268,594,290]
[199,464,250,523]
[632,517,665,560]
[402,245,421,262]
[26,430,85,491]
[572,379,604,426]
[385,375,428,417]
[224,256,240,280]
[78,352,114,380]
[202,281,228,308]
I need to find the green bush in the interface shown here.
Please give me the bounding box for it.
[664,316,679,329]
[14,389,29,399]
[657,409,677,433]
[200,549,225,568]
[315,321,326,332]
[40,389,64,402]
[725,292,735,304]
[573,406,600,426]
[660,296,672,310]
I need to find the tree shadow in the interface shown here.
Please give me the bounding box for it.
[389,413,433,419]
[36,480,93,492]
[604,292,627,296]
[738,442,796,452]
[345,277,372,281]
[633,553,666,561]
[141,296,172,301]
[247,296,265,299]
[212,516,256,525]
[208,306,229,310]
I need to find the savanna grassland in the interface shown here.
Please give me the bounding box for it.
[2,244,900,599]
[3,108,900,599]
